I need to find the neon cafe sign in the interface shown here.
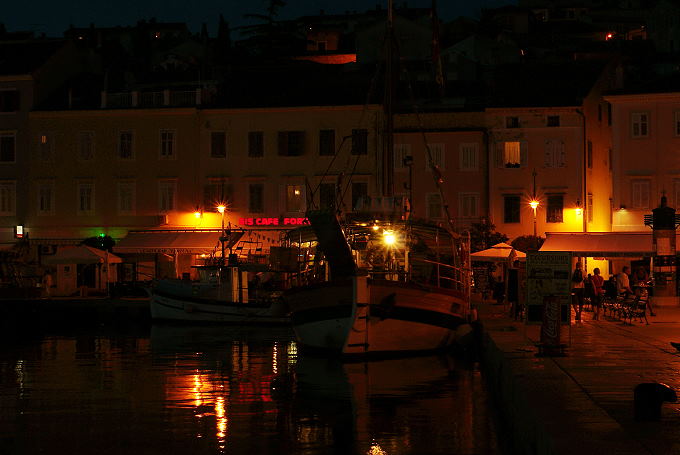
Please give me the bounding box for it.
[239,217,309,226]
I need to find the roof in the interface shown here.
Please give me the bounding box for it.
[540,232,655,257]
[471,242,526,262]
[0,40,67,76]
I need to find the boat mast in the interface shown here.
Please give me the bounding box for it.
[383,0,395,198]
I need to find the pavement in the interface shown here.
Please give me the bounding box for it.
[477,297,680,455]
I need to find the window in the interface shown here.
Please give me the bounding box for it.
[210,132,227,158]
[160,130,175,159]
[459,193,479,218]
[0,132,16,162]
[351,129,368,155]
[506,116,520,128]
[286,184,305,212]
[547,115,560,127]
[118,131,134,159]
[544,140,565,168]
[204,178,232,210]
[546,195,563,223]
[78,132,94,161]
[497,141,526,168]
[631,112,649,137]
[319,129,335,156]
[38,133,53,161]
[158,180,176,212]
[319,183,336,209]
[675,112,680,136]
[503,195,520,223]
[278,131,305,156]
[631,179,650,209]
[394,144,412,170]
[587,141,593,169]
[351,182,368,210]
[0,90,19,112]
[587,193,593,223]
[0,181,16,216]
[248,131,264,157]
[425,143,445,170]
[426,193,443,219]
[37,183,54,215]
[77,183,95,215]
[249,183,264,213]
[459,143,478,171]
[117,182,136,215]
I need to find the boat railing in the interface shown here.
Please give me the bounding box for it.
[409,258,468,293]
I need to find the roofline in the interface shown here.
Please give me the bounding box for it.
[604,92,680,103]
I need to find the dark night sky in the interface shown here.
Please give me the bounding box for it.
[4,0,514,38]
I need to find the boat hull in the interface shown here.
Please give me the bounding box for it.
[151,285,289,324]
[286,277,469,355]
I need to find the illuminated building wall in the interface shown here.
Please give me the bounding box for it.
[605,93,680,232]
[486,107,586,240]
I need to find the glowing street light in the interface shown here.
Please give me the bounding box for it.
[383,231,396,246]
[529,200,539,210]
[217,204,227,262]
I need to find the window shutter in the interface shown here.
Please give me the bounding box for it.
[495,143,504,168]
[544,140,552,168]
[520,141,528,168]
[558,141,566,167]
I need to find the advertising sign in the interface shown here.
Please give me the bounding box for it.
[526,252,571,325]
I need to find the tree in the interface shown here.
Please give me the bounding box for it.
[82,234,115,252]
[511,235,544,253]
[468,219,508,253]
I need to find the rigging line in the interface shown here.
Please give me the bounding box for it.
[308,135,349,206]
[339,154,363,212]
[399,53,456,232]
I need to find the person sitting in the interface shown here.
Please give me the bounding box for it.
[616,266,633,297]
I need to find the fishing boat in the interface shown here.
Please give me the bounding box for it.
[283,208,472,356]
[150,228,290,324]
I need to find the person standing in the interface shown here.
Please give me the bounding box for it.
[571,261,585,322]
[590,268,605,320]
[616,266,633,297]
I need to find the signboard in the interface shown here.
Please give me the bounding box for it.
[526,252,571,325]
[238,217,309,227]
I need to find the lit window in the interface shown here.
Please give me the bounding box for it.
[587,193,593,223]
[286,184,304,212]
[37,133,53,161]
[160,130,175,159]
[499,141,526,168]
[631,112,649,138]
[459,143,478,171]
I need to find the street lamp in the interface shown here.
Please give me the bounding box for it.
[529,199,539,237]
[217,204,226,262]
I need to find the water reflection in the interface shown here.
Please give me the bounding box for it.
[0,325,501,455]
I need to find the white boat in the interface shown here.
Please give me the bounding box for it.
[150,263,290,324]
[283,210,472,356]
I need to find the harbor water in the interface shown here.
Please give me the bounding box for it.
[0,323,505,455]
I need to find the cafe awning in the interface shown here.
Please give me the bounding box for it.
[540,232,653,257]
[113,229,243,255]
[471,242,526,262]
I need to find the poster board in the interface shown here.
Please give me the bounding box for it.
[526,252,571,325]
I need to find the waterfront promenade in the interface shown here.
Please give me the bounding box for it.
[479,300,680,455]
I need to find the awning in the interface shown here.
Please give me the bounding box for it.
[471,242,526,262]
[113,230,243,255]
[540,232,654,257]
[43,245,123,265]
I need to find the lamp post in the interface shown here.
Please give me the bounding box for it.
[217,204,226,263]
[530,169,539,238]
